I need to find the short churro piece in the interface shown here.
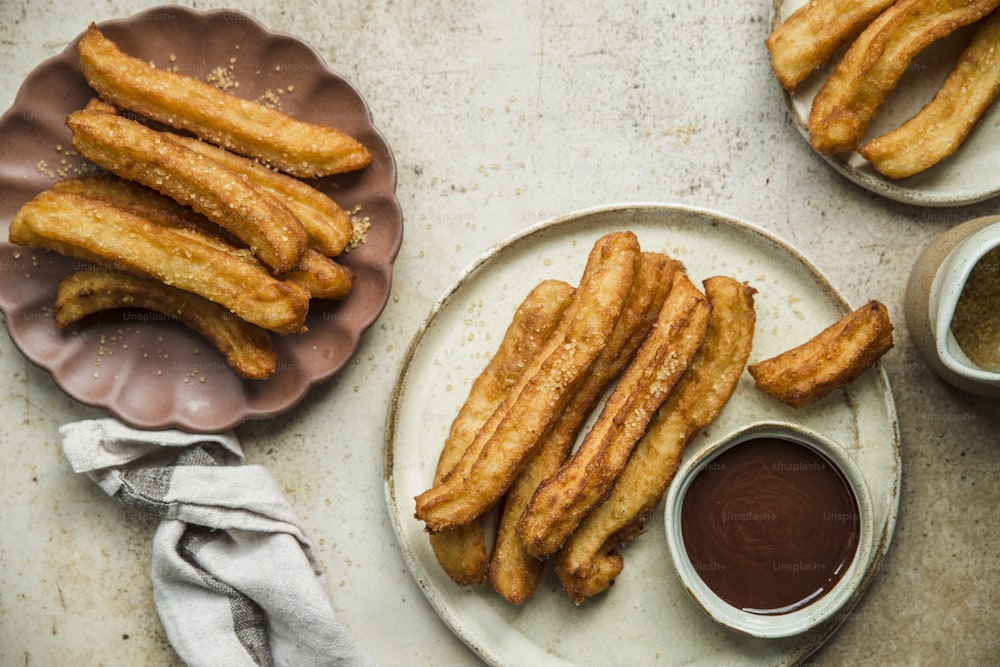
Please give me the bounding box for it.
[749,300,894,407]
[281,250,354,300]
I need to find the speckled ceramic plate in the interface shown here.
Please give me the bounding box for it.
[772,0,1000,207]
[385,205,900,666]
[0,6,402,432]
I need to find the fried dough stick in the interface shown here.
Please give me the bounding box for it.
[85,95,353,257]
[67,109,309,273]
[414,232,641,533]
[169,134,354,257]
[281,251,354,300]
[808,0,1000,154]
[78,24,371,178]
[555,277,757,604]
[749,300,894,407]
[55,269,277,380]
[52,174,353,300]
[518,272,711,560]
[488,252,678,605]
[54,172,238,242]
[859,9,1000,178]
[429,280,576,586]
[766,0,899,91]
[10,190,309,334]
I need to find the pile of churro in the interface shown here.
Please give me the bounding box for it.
[413,232,894,605]
[767,0,1000,179]
[8,24,371,379]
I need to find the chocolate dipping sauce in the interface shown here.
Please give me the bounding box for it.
[680,437,860,615]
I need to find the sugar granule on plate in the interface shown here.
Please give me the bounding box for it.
[207,65,237,90]
[35,160,57,178]
[206,57,239,90]
[346,205,371,251]
[257,89,283,109]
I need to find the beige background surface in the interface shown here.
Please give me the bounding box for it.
[1,1,998,665]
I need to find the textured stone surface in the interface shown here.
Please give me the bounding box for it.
[1,1,998,665]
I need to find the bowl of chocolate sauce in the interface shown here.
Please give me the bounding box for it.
[664,421,874,638]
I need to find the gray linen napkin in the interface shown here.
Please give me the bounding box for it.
[59,418,377,667]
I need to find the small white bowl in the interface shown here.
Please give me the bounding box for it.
[664,421,875,638]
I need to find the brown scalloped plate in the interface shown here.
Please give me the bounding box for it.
[0,6,402,432]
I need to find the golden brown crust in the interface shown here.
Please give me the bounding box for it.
[55,269,277,380]
[858,9,1000,178]
[52,173,237,243]
[67,108,309,273]
[79,100,353,256]
[554,276,757,604]
[413,232,641,533]
[281,250,354,300]
[748,300,894,407]
[52,174,352,300]
[488,252,679,605]
[9,189,310,334]
[78,24,371,177]
[808,0,1000,154]
[517,271,711,560]
[429,279,576,586]
[169,134,354,257]
[766,0,898,91]
[83,96,119,114]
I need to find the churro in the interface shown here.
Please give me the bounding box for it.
[413,232,641,533]
[52,174,352,300]
[10,189,309,334]
[555,276,756,603]
[55,268,277,380]
[518,271,711,559]
[488,252,679,604]
[77,24,371,177]
[859,9,1000,178]
[67,108,309,273]
[808,0,1000,154]
[169,134,354,256]
[749,300,893,407]
[429,279,576,586]
[766,0,898,91]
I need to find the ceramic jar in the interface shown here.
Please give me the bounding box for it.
[904,215,1000,397]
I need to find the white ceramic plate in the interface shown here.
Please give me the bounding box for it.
[772,0,1000,206]
[385,204,900,666]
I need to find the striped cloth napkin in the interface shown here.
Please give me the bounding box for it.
[60,418,376,667]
